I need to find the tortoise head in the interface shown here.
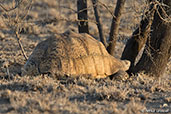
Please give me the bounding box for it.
[120,60,131,71]
[21,60,40,76]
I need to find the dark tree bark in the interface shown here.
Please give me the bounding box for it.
[122,0,171,77]
[121,2,156,72]
[133,0,171,77]
[77,0,89,33]
[107,0,126,56]
[91,0,107,47]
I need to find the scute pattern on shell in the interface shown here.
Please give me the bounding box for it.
[23,31,129,78]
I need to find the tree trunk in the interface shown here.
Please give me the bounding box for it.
[107,0,126,56]
[121,2,156,73]
[91,0,107,47]
[133,0,171,77]
[77,0,89,33]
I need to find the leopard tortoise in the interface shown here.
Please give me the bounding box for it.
[22,31,130,80]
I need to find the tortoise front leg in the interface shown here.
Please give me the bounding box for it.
[109,70,129,81]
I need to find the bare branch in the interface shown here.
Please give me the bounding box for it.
[77,0,89,33]
[91,0,107,47]
[107,0,126,56]
[15,31,28,61]
[0,0,32,61]
[98,1,116,19]
[0,0,23,12]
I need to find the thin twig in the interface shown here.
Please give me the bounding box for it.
[98,1,116,19]
[15,31,28,61]
[154,0,171,23]
[0,0,23,12]
[156,9,171,23]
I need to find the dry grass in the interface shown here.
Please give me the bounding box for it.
[0,0,171,113]
[0,74,170,113]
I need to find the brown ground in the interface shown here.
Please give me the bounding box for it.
[0,0,171,114]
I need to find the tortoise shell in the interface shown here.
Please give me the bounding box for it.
[23,31,130,78]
